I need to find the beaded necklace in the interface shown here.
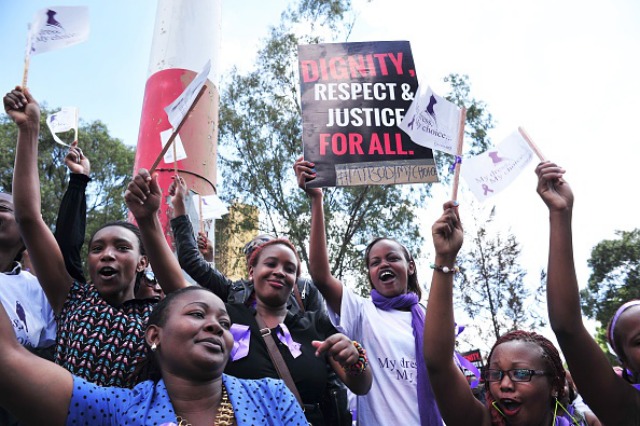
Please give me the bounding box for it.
[176,384,235,426]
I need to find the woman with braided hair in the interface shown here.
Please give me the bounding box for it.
[423,200,585,425]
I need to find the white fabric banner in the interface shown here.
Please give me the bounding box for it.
[46,107,78,146]
[27,6,90,56]
[160,128,187,163]
[398,84,461,155]
[461,130,535,201]
[164,60,211,129]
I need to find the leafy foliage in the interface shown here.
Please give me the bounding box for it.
[457,206,545,342]
[581,229,640,353]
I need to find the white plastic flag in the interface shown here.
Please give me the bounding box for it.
[164,60,211,129]
[160,128,187,163]
[461,130,535,202]
[398,84,461,155]
[192,194,228,220]
[27,6,90,56]
[46,107,78,146]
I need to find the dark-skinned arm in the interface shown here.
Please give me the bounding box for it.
[5,87,73,314]
[124,170,189,294]
[293,157,343,314]
[423,201,489,426]
[538,161,640,425]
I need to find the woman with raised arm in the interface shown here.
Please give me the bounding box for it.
[538,161,640,425]
[4,86,161,388]
[424,200,585,426]
[126,171,372,426]
[0,281,307,425]
[294,157,442,425]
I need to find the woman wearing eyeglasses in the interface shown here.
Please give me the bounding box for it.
[134,267,165,301]
[423,201,585,425]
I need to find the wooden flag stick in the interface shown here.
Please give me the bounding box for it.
[199,196,204,234]
[74,108,79,143]
[22,54,30,89]
[149,84,207,174]
[518,127,546,162]
[173,142,178,175]
[451,106,467,201]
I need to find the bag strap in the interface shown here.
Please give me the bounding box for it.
[254,313,304,407]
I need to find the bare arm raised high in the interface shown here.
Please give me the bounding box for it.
[125,170,189,294]
[538,161,640,425]
[424,201,489,426]
[5,87,72,313]
[293,156,343,314]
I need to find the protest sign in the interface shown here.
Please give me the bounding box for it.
[298,41,438,187]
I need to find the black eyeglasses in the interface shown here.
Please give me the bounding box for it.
[142,270,158,287]
[483,369,549,382]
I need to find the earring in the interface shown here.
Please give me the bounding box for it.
[151,342,157,352]
[491,401,506,418]
[553,397,580,425]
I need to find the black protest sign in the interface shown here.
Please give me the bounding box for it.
[299,40,439,188]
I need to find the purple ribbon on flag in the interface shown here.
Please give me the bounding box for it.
[277,323,302,358]
[230,324,250,361]
[449,155,462,172]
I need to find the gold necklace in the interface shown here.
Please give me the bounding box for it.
[176,384,235,426]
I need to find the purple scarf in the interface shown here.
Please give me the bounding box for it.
[371,290,443,426]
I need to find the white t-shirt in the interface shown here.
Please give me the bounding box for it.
[0,266,56,349]
[328,289,421,425]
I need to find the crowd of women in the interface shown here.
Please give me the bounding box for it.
[1,84,639,426]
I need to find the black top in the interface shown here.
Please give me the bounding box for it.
[224,303,338,406]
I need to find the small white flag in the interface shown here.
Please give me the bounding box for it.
[398,84,461,155]
[192,194,228,220]
[160,128,187,163]
[461,130,535,202]
[27,6,90,56]
[46,107,78,146]
[164,60,211,129]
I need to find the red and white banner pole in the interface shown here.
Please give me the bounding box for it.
[133,0,221,248]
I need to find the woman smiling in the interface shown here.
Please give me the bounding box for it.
[126,171,372,426]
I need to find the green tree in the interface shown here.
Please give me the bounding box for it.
[217,0,494,296]
[580,229,640,354]
[0,106,135,263]
[457,206,545,343]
